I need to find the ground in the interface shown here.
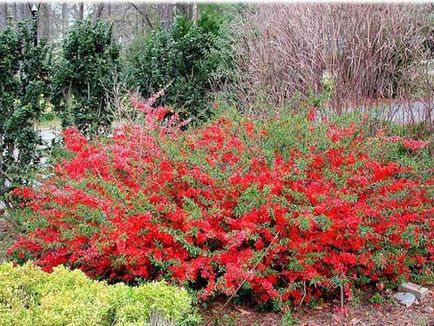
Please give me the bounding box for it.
[1,217,433,326]
[201,290,434,326]
[0,217,14,263]
[201,287,434,326]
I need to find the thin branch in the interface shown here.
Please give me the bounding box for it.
[299,281,307,306]
[128,2,153,29]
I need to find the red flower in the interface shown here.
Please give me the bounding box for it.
[8,98,433,307]
[63,127,87,152]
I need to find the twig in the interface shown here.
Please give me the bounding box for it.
[128,2,153,29]
[299,281,307,306]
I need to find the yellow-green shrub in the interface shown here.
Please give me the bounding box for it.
[0,262,197,326]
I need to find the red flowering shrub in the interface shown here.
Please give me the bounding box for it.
[8,101,434,307]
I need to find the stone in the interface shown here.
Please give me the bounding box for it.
[424,306,434,314]
[398,282,429,300]
[393,292,416,307]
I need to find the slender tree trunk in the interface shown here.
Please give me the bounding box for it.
[176,3,192,20]
[38,3,50,40]
[158,3,174,30]
[106,2,112,17]
[24,3,31,20]
[192,3,199,22]
[12,3,17,24]
[93,3,104,22]
[16,3,24,21]
[129,3,153,30]
[78,2,84,20]
[16,3,31,21]
[61,3,67,37]
[0,3,7,28]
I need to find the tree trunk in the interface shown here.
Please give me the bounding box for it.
[78,2,84,20]
[61,3,67,37]
[129,3,153,30]
[158,3,174,30]
[192,3,199,22]
[106,2,112,17]
[38,3,50,40]
[12,3,17,24]
[93,3,104,22]
[16,3,31,21]
[0,3,7,28]
[16,3,23,21]
[176,3,193,20]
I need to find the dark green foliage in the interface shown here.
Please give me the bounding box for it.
[52,19,120,135]
[0,18,51,202]
[126,10,233,122]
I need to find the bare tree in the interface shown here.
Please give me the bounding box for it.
[129,2,153,29]
[106,2,112,17]
[16,3,31,21]
[174,3,200,22]
[158,3,174,30]
[61,4,67,24]
[94,3,104,22]
[0,2,187,43]
[78,2,84,20]
[0,3,7,28]
[192,3,198,22]
[38,3,50,39]
[176,3,192,20]
[12,3,17,24]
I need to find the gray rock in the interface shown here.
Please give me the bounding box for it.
[398,282,429,300]
[424,306,434,314]
[393,292,416,307]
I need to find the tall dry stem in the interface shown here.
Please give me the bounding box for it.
[230,4,434,126]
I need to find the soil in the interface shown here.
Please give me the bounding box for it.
[200,288,434,326]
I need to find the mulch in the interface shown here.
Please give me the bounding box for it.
[200,288,434,326]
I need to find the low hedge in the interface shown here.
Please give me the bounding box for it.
[8,100,434,308]
[0,262,198,326]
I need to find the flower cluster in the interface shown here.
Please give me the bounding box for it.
[9,101,434,306]
[383,135,429,151]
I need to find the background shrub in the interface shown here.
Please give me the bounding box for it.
[0,19,51,204]
[229,4,434,117]
[8,100,433,307]
[0,262,197,325]
[125,8,232,122]
[52,19,120,136]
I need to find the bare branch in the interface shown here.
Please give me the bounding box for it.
[128,2,153,29]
